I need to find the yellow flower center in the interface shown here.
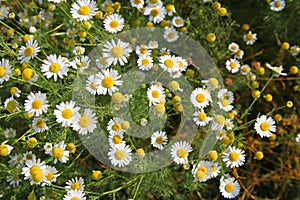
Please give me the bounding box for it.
[196,170,205,179]
[260,121,270,131]
[225,183,235,193]
[31,170,44,182]
[0,145,9,156]
[292,47,299,53]
[102,76,115,88]
[242,66,250,72]
[36,119,45,128]
[115,149,126,160]
[111,46,123,58]
[71,182,81,190]
[10,87,18,95]
[24,46,34,57]
[209,78,218,88]
[22,68,34,81]
[110,20,119,28]
[196,93,206,103]
[164,59,175,68]
[140,47,148,54]
[168,32,175,39]
[221,99,229,107]
[79,6,91,16]
[99,57,107,65]
[175,19,182,25]
[32,99,43,109]
[141,58,150,66]
[30,165,41,175]
[231,45,237,50]
[79,115,91,128]
[149,0,158,4]
[246,33,254,40]
[71,197,80,200]
[69,29,76,35]
[275,1,282,8]
[214,115,225,125]
[177,148,188,158]
[49,62,61,73]
[91,81,99,90]
[26,154,33,160]
[0,66,6,77]
[150,8,160,17]
[230,62,237,69]
[113,135,122,144]
[155,104,165,114]
[112,123,122,131]
[155,136,163,144]
[236,50,243,56]
[198,112,206,121]
[6,100,17,113]
[151,90,160,98]
[52,147,64,159]
[134,0,141,4]
[62,109,73,119]
[166,4,174,12]
[229,151,239,162]
[46,172,54,181]
[198,165,207,174]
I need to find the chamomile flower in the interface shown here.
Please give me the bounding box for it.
[163,27,179,42]
[290,45,300,56]
[4,128,16,139]
[148,40,159,49]
[146,0,163,7]
[147,84,165,105]
[66,28,77,38]
[270,0,285,12]
[0,6,9,20]
[240,64,251,75]
[108,143,132,167]
[9,153,23,168]
[166,4,176,16]
[7,172,21,186]
[23,151,37,162]
[137,55,153,71]
[104,13,124,33]
[24,91,49,117]
[226,58,240,73]
[151,131,168,150]
[4,97,19,113]
[190,88,212,109]
[191,160,212,182]
[172,16,184,27]
[71,108,97,135]
[63,190,87,200]
[48,0,66,3]
[70,55,90,72]
[86,74,102,95]
[222,146,245,168]
[0,141,13,157]
[170,141,193,164]
[102,39,132,66]
[32,117,48,133]
[65,177,85,191]
[44,143,53,154]
[10,87,21,97]
[43,165,59,186]
[144,6,166,24]
[234,49,244,60]
[254,115,276,138]
[159,55,179,73]
[41,54,69,81]
[54,101,80,127]
[243,31,257,45]
[228,42,239,53]
[219,176,241,199]
[47,141,70,164]
[225,118,234,130]
[71,0,97,21]
[0,58,12,84]
[97,69,123,96]
[218,99,233,112]
[202,78,219,91]
[296,133,300,144]
[217,89,234,104]
[21,158,46,185]
[266,63,287,77]
[192,109,212,127]
[107,117,126,135]
[95,56,110,69]
[108,132,125,147]
[73,46,85,55]
[18,39,40,64]
[130,0,144,9]
[211,115,226,132]
[208,162,221,178]
[136,45,152,56]
[22,68,39,83]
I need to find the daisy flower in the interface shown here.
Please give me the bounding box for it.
[107,143,132,167]
[170,141,193,164]
[172,16,185,27]
[107,117,126,135]
[265,63,287,77]
[290,45,300,56]
[73,46,85,55]
[7,172,21,186]
[216,130,227,140]
[143,6,166,24]
[24,91,49,117]
[146,0,163,7]
[151,131,168,150]
[0,141,13,157]
[228,42,239,53]
[54,101,80,127]
[22,68,39,83]
[254,115,276,138]
[159,55,179,73]
[202,78,219,91]
[65,177,85,191]
[23,151,37,162]
[147,84,165,105]
[44,143,53,154]
[66,28,77,38]
[4,128,16,139]
[97,69,123,96]
[41,54,69,81]
[222,146,245,168]
[21,158,46,185]
[32,117,48,133]
[211,114,226,132]
[95,56,110,69]
[10,87,21,97]
[48,0,66,3]
[130,0,144,9]
[108,132,125,147]
[70,0,97,21]
[163,27,179,43]
[208,162,221,178]
[137,55,153,71]
[270,0,285,11]
[234,49,244,60]
[217,89,234,104]
[136,45,152,56]
[71,108,97,135]
[86,74,102,95]
[191,160,212,182]
[0,6,9,20]
[102,39,132,66]
[18,39,40,64]
[190,88,212,109]
[70,55,90,72]
[4,97,19,113]
[192,109,212,127]
[225,118,234,130]
[63,190,87,200]
[43,165,60,186]
[104,13,124,33]
[243,31,257,45]
[148,40,159,49]
[219,176,241,199]
[166,4,176,16]
[226,58,240,73]
[0,58,12,84]
[240,64,251,75]
[47,141,70,164]
[218,99,233,112]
